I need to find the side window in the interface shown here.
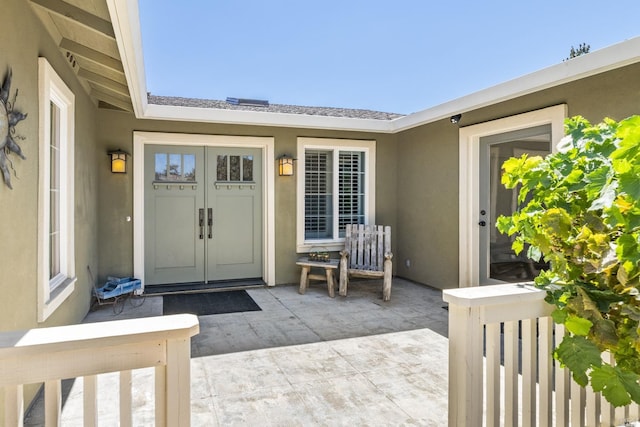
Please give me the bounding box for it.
[37,58,76,322]
[297,138,375,252]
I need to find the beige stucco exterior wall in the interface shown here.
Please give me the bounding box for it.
[395,62,640,290]
[0,0,101,409]
[95,110,398,285]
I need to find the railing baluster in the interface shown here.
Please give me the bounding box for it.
[585,386,600,427]
[521,318,536,427]
[538,317,553,427]
[84,375,98,427]
[570,380,585,426]
[120,370,133,427]
[503,320,518,427]
[485,322,501,427]
[44,379,61,427]
[155,364,167,427]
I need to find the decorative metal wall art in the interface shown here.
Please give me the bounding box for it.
[0,68,27,189]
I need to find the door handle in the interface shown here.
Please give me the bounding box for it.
[199,208,204,239]
[207,208,213,239]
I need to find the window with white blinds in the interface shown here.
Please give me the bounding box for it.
[298,138,374,250]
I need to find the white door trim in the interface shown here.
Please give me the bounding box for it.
[133,131,276,289]
[458,104,567,287]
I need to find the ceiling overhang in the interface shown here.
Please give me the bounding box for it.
[30,0,133,112]
[33,1,640,133]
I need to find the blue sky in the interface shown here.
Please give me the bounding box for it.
[138,1,640,115]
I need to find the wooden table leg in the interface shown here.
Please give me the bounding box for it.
[299,266,310,294]
[325,268,335,298]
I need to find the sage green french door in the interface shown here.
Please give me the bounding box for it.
[144,145,262,286]
[478,125,551,285]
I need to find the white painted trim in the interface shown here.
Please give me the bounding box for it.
[37,58,76,322]
[133,132,276,288]
[458,104,567,288]
[391,37,640,132]
[103,1,640,134]
[296,137,376,253]
[143,104,395,133]
[105,0,147,116]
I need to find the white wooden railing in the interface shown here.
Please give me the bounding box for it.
[443,283,640,427]
[0,314,199,427]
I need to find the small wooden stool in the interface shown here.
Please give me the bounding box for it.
[296,258,340,297]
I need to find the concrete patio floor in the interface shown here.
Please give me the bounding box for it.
[25,278,450,426]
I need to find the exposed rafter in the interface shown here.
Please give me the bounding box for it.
[60,38,124,72]
[30,0,116,39]
[91,88,133,112]
[78,68,129,97]
[29,0,133,112]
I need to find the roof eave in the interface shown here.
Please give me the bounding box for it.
[144,104,397,133]
[108,0,640,134]
[390,36,640,132]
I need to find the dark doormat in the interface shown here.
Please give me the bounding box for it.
[163,290,261,316]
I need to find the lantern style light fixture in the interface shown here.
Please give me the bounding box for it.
[278,154,295,176]
[108,149,129,173]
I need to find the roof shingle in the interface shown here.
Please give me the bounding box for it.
[148,95,404,121]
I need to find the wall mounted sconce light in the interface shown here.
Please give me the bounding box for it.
[108,149,129,173]
[277,154,295,176]
[450,114,462,124]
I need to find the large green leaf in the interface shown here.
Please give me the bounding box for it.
[619,172,640,200]
[565,315,593,336]
[554,336,602,386]
[590,364,640,406]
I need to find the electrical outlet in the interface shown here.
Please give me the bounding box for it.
[405,259,411,268]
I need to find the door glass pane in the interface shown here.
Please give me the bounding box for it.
[183,154,196,181]
[230,155,240,181]
[155,153,197,182]
[168,154,181,180]
[243,155,253,181]
[217,155,227,180]
[155,153,168,180]
[486,130,551,282]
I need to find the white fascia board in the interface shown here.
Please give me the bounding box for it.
[106,0,148,116]
[143,103,396,133]
[108,0,639,135]
[391,36,640,133]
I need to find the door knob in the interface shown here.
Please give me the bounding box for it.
[478,220,487,227]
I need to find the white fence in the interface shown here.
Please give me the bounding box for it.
[443,283,640,427]
[0,314,199,426]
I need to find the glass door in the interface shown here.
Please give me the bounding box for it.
[478,125,551,284]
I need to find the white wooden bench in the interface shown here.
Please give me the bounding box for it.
[339,224,393,301]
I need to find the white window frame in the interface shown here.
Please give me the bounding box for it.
[296,137,376,252]
[37,58,76,322]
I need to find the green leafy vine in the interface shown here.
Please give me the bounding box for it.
[497,115,640,407]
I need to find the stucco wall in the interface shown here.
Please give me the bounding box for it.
[395,62,640,289]
[0,0,100,409]
[95,110,398,286]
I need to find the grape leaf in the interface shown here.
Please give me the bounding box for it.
[590,364,640,407]
[554,335,602,386]
[565,315,592,336]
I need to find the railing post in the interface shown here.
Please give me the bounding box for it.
[165,336,192,426]
[4,385,24,427]
[447,302,484,427]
